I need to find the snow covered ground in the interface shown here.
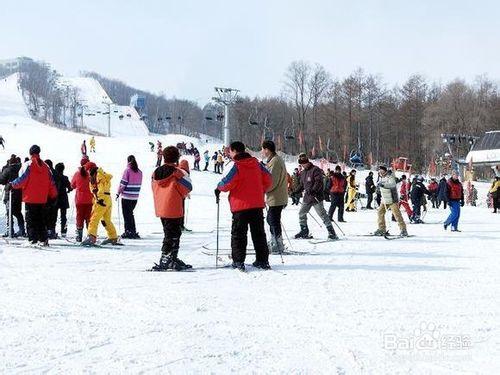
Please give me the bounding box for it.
[1,87,500,373]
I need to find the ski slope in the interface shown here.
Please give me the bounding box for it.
[1,120,500,373]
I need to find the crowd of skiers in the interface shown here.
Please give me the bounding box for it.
[2,137,499,272]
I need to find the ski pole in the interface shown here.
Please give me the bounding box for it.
[8,190,12,239]
[215,194,220,268]
[331,218,345,236]
[307,211,323,228]
[185,197,189,228]
[281,222,293,251]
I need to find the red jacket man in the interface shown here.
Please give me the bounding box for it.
[10,145,57,244]
[216,141,272,271]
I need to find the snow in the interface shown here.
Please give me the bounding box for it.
[1,83,500,373]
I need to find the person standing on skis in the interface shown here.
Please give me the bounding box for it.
[443,170,464,232]
[53,163,73,237]
[261,140,288,254]
[437,175,448,209]
[410,175,429,223]
[0,155,25,237]
[151,146,193,271]
[428,178,439,208]
[81,162,119,246]
[81,140,87,156]
[117,155,143,239]
[9,145,58,245]
[215,141,272,271]
[203,150,210,171]
[89,136,96,153]
[346,170,358,212]
[156,141,163,167]
[365,171,376,209]
[295,153,338,240]
[374,166,408,237]
[398,174,413,221]
[328,165,347,222]
[71,157,94,242]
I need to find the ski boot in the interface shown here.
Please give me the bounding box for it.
[326,225,339,240]
[172,251,192,269]
[295,225,311,239]
[373,228,387,236]
[81,234,97,247]
[400,229,409,237]
[75,229,83,242]
[268,236,278,254]
[252,260,271,270]
[101,237,121,246]
[151,253,176,271]
[232,261,246,272]
[120,231,134,239]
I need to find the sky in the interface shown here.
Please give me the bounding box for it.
[1,0,499,103]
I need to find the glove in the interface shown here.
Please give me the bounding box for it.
[460,200,464,207]
[97,199,106,207]
[92,188,98,195]
[5,182,11,191]
[214,188,220,203]
[115,194,119,201]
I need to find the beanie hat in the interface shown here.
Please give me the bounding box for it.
[29,144,41,155]
[163,146,180,164]
[298,153,309,165]
[84,161,97,171]
[80,155,90,166]
[378,165,388,172]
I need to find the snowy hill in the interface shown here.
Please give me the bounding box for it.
[1,113,500,373]
[0,73,149,137]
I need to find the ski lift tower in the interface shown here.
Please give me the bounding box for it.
[212,87,239,146]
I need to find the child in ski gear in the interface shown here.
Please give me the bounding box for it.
[151,146,193,271]
[375,166,408,237]
[428,178,439,208]
[443,170,464,231]
[53,163,72,237]
[398,174,413,220]
[0,155,25,237]
[262,140,288,254]
[81,163,119,246]
[365,171,375,209]
[89,136,96,152]
[328,165,347,222]
[117,155,143,239]
[10,145,58,245]
[295,154,338,240]
[346,170,357,211]
[490,177,500,213]
[216,141,272,271]
[71,158,94,242]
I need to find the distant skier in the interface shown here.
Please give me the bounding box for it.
[9,145,58,246]
[156,141,163,167]
[365,171,376,209]
[81,140,87,156]
[203,150,210,171]
[374,166,408,237]
[212,151,219,173]
[470,184,478,207]
[215,141,272,271]
[117,155,143,239]
[71,157,94,242]
[398,175,413,220]
[89,136,96,153]
[427,178,439,208]
[193,148,201,171]
[0,135,5,149]
[410,176,429,223]
[294,153,338,240]
[289,168,302,205]
[489,177,500,213]
[81,163,119,246]
[328,165,347,222]
[52,163,73,237]
[436,175,448,209]
[0,155,25,237]
[262,140,288,254]
[346,170,357,212]
[151,146,193,271]
[443,170,464,232]
[149,141,155,152]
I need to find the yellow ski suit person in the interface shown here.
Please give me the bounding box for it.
[89,136,96,152]
[346,170,358,211]
[81,166,118,246]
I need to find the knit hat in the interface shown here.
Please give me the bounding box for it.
[378,165,388,172]
[29,144,41,155]
[80,155,90,166]
[163,146,180,164]
[298,153,309,165]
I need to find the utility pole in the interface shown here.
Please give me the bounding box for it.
[212,87,239,145]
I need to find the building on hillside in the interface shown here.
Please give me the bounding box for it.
[130,94,146,114]
[0,57,33,75]
[465,130,500,177]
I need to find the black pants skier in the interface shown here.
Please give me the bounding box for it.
[26,203,48,243]
[266,205,284,239]
[231,208,269,263]
[328,193,345,221]
[4,200,25,235]
[46,200,58,237]
[121,198,138,235]
[366,192,374,209]
[160,217,182,256]
[57,207,67,236]
[203,161,209,171]
[194,160,200,170]
[291,193,301,205]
